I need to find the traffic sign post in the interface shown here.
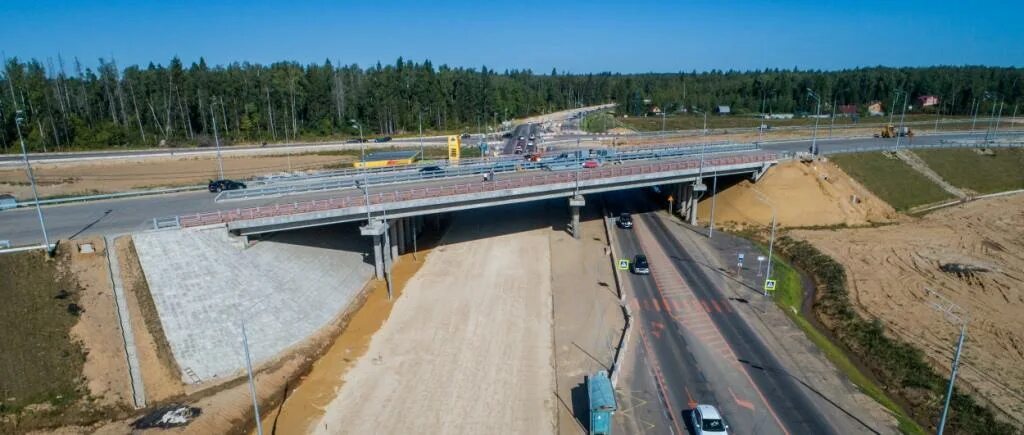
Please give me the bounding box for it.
[764,279,777,292]
[757,255,766,277]
[736,253,745,275]
[617,259,630,270]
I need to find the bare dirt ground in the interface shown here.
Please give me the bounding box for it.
[0,153,352,199]
[695,160,899,229]
[65,238,132,408]
[312,205,556,435]
[115,236,185,404]
[792,194,1024,425]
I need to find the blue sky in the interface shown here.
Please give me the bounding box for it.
[3,0,1022,73]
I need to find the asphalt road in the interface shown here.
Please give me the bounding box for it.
[608,191,834,435]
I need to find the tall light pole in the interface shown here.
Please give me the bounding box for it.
[923,288,968,435]
[350,119,370,221]
[828,97,837,138]
[241,321,264,435]
[707,166,718,239]
[750,187,776,296]
[7,62,51,251]
[418,111,424,162]
[983,92,999,141]
[894,90,908,152]
[807,88,821,155]
[970,97,979,133]
[210,98,225,180]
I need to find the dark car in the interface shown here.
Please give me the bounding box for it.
[501,132,513,138]
[208,179,247,193]
[617,213,633,229]
[418,165,444,173]
[460,133,472,139]
[374,136,392,143]
[631,254,650,275]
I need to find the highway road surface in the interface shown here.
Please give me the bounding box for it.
[607,191,834,435]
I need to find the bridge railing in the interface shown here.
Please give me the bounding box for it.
[175,152,775,228]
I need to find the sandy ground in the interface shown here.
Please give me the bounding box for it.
[313,205,556,435]
[695,160,899,229]
[793,194,1024,425]
[260,244,435,433]
[64,238,132,408]
[548,203,625,434]
[0,153,352,199]
[115,236,185,403]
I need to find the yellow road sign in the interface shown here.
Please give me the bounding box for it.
[618,259,630,270]
[764,279,777,291]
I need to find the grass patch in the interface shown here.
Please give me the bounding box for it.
[764,248,925,434]
[0,248,87,413]
[914,148,1024,194]
[581,112,622,133]
[831,152,952,211]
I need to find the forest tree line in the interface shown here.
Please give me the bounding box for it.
[1,56,1021,153]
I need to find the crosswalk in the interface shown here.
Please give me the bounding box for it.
[630,297,735,314]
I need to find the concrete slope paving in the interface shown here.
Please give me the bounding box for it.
[132,224,373,382]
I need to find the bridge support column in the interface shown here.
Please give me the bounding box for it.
[360,220,387,280]
[569,195,585,239]
[389,221,399,265]
[397,218,406,254]
[689,181,706,225]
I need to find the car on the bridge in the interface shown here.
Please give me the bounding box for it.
[616,213,633,229]
[374,136,392,143]
[0,194,17,211]
[418,165,444,174]
[208,179,247,193]
[631,254,649,275]
[460,133,472,139]
[690,404,729,434]
[582,159,601,169]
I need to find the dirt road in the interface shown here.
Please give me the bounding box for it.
[313,204,556,434]
[794,194,1024,425]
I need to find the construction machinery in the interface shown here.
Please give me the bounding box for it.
[876,124,914,138]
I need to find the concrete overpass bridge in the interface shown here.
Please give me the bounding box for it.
[161,151,777,279]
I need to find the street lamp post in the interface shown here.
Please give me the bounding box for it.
[418,111,424,161]
[895,90,908,152]
[807,88,821,155]
[350,120,370,222]
[240,321,264,435]
[13,110,51,251]
[750,188,776,296]
[707,167,718,239]
[983,92,999,141]
[210,99,225,180]
[923,288,968,435]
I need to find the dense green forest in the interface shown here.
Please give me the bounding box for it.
[1,56,1021,152]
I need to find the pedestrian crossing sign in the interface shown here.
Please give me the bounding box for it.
[764,279,777,291]
[618,259,630,270]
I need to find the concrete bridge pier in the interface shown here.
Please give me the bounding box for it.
[360,220,387,280]
[397,217,407,254]
[389,220,399,264]
[569,195,586,239]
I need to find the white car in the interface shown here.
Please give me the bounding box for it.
[691,404,729,434]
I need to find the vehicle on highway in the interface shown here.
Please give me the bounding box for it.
[690,404,729,434]
[374,136,392,143]
[345,138,367,143]
[208,179,247,193]
[418,165,444,173]
[518,136,525,141]
[529,134,535,140]
[616,213,633,229]
[0,194,16,211]
[631,254,650,275]
[501,132,512,138]
[460,133,472,139]
[583,159,601,169]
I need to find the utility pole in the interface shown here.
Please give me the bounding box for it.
[418,111,424,161]
[6,65,51,251]
[707,167,718,239]
[828,97,836,138]
[970,97,979,133]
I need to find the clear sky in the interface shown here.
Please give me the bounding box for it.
[3,0,1023,73]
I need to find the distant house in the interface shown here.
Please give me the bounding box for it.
[716,105,731,115]
[917,95,939,107]
[648,106,662,116]
[839,105,858,116]
[867,101,885,116]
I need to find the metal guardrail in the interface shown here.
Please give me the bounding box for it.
[775,140,1024,161]
[216,142,761,202]
[173,152,775,228]
[16,185,206,208]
